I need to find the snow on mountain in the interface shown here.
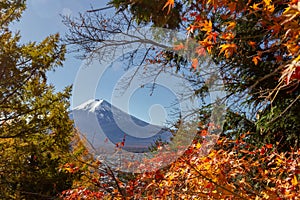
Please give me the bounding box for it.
[73,99,104,112]
[72,99,172,153]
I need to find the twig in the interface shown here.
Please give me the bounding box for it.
[87,6,114,13]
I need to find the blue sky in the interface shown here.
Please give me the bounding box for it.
[11,0,184,126]
[12,0,108,92]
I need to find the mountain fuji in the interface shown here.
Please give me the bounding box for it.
[71,99,172,153]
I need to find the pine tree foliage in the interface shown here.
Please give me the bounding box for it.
[0,1,79,199]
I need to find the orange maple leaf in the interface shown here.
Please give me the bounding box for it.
[187,25,197,34]
[252,55,261,65]
[250,3,261,11]
[200,129,208,137]
[196,46,206,56]
[162,0,175,14]
[248,41,256,48]
[219,43,237,58]
[173,43,185,51]
[206,31,218,42]
[220,32,235,40]
[265,144,273,149]
[191,58,198,70]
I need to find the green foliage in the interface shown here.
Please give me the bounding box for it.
[109,0,182,29]
[0,1,80,199]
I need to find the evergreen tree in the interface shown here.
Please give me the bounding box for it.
[0,1,79,199]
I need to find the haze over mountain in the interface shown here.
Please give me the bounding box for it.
[71,99,172,153]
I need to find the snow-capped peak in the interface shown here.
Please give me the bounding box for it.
[71,98,172,154]
[73,99,105,112]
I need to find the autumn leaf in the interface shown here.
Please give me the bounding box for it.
[200,129,208,137]
[173,43,185,51]
[252,55,261,65]
[163,0,175,14]
[263,0,271,6]
[266,4,275,13]
[196,46,206,56]
[285,43,300,55]
[220,32,235,40]
[248,41,256,48]
[291,175,298,186]
[219,43,237,58]
[192,58,198,69]
[280,60,299,85]
[207,0,218,9]
[187,25,196,34]
[206,31,218,42]
[200,20,213,32]
[226,21,236,30]
[251,3,261,11]
[196,143,202,149]
[265,144,273,149]
[200,40,213,53]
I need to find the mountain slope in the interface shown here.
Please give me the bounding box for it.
[72,99,172,153]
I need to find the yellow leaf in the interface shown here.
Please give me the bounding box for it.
[263,0,271,6]
[200,20,213,32]
[276,158,283,165]
[283,6,291,14]
[226,21,236,30]
[291,175,298,186]
[219,43,237,58]
[295,54,300,62]
[251,3,261,11]
[200,40,213,54]
[266,4,275,13]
